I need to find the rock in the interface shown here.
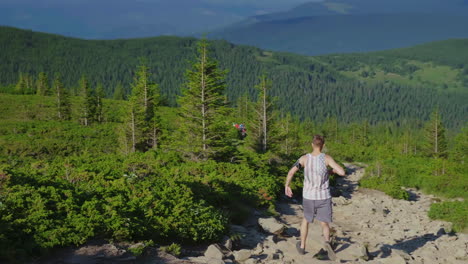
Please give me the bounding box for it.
[230,225,263,248]
[244,259,259,264]
[205,244,224,260]
[233,249,252,262]
[360,243,371,261]
[252,243,263,255]
[380,254,406,264]
[258,217,284,234]
[207,259,224,264]
[221,236,232,251]
[392,249,413,262]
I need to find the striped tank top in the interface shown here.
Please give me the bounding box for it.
[303,153,331,200]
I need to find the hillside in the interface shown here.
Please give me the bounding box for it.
[1,93,466,262]
[0,26,467,127]
[317,39,468,92]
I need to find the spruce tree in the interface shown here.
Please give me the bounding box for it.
[176,39,230,160]
[249,74,278,153]
[113,82,125,100]
[125,62,160,152]
[95,83,105,123]
[78,76,96,126]
[54,74,70,120]
[15,72,27,94]
[36,72,50,96]
[423,109,448,158]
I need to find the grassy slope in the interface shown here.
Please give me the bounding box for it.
[318,39,468,93]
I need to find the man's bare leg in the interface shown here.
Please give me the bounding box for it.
[320,221,336,260]
[320,221,330,242]
[300,218,309,248]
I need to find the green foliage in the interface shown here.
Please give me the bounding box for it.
[175,39,232,160]
[124,62,160,153]
[360,162,409,200]
[248,74,279,153]
[36,72,50,96]
[53,74,71,121]
[161,243,182,257]
[429,201,468,233]
[423,109,448,158]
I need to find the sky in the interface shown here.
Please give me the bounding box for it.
[0,0,320,38]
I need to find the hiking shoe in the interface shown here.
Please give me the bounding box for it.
[296,241,305,255]
[324,241,336,261]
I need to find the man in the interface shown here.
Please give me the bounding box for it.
[285,135,345,260]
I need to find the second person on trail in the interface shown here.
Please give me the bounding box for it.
[284,134,345,260]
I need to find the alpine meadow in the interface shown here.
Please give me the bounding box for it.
[0,25,467,262]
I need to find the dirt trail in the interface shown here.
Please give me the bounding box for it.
[233,163,468,264]
[33,164,467,264]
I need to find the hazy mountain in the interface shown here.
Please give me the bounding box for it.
[0,0,316,39]
[210,0,468,55]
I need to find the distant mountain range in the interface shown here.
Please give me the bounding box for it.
[210,0,468,55]
[0,0,313,39]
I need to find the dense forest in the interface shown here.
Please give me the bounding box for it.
[0,37,466,261]
[1,26,467,128]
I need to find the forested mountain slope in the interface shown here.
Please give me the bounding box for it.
[1,26,466,127]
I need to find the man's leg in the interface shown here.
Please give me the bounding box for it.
[320,221,330,242]
[320,221,336,260]
[300,217,309,248]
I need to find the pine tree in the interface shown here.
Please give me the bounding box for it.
[95,83,105,123]
[54,74,70,120]
[423,109,448,158]
[125,62,160,152]
[279,113,301,156]
[249,74,278,153]
[78,76,96,126]
[113,82,125,100]
[176,39,230,160]
[15,72,28,94]
[36,72,50,96]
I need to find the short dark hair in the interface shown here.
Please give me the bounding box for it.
[312,135,325,150]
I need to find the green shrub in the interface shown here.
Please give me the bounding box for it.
[161,243,182,257]
[428,201,468,233]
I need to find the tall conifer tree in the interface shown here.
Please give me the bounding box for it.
[78,76,96,126]
[95,83,105,123]
[54,74,70,120]
[423,109,448,158]
[36,72,50,96]
[249,74,278,153]
[177,39,229,160]
[125,62,160,152]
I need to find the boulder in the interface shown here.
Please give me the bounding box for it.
[244,258,259,264]
[221,236,232,251]
[207,259,224,264]
[258,217,284,234]
[205,244,224,260]
[233,249,252,262]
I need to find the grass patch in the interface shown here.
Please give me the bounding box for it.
[428,201,468,233]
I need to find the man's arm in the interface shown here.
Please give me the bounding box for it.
[325,155,345,176]
[285,155,305,197]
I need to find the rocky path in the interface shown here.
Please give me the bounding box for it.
[189,163,467,264]
[34,164,467,264]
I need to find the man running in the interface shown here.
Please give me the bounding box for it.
[285,135,345,260]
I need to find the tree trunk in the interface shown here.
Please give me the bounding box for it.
[131,109,136,153]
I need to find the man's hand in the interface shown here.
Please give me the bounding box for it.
[285,185,293,197]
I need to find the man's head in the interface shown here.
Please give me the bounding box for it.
[312,134,325,151]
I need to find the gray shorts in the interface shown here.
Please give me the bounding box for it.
[303,197,332,223]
